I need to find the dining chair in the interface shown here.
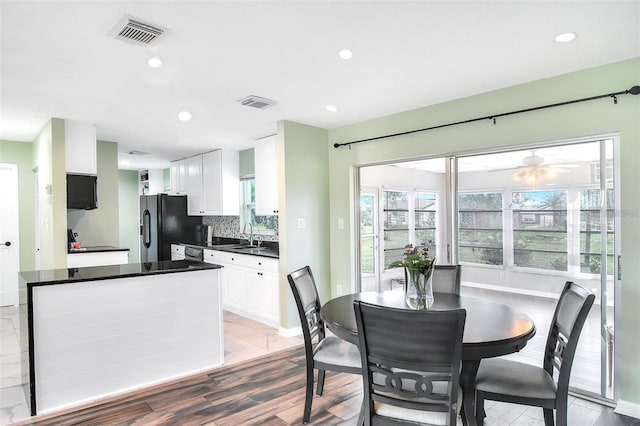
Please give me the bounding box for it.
[402,264,461,295]
[354,300,466,426]
[432,264,462,294]
[287,266,361,424]
[474,281,595,426]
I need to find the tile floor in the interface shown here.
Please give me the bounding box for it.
[0,307,303,426]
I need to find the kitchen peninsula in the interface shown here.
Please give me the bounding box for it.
[19,260,224,416]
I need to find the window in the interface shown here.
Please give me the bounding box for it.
[458,192,503,265]
[383,189,437,268]
[383,190,409,268]
[414,191,437,252]
[240,177,277,233]
[579,188,614,275]
[511,190,567,271]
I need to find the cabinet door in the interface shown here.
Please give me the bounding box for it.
[258,271,279,322]
[224,265,247,309]
[202,150,223,215]
[170,161,187,193]
[185,155,203,215]
[255,135,279,215]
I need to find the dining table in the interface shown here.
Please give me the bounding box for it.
[320,290,536,426]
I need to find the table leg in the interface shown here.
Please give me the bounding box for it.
[460,359,480,426]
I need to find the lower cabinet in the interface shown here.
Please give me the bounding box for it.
[203,249,279,327]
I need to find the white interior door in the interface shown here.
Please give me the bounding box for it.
[0,164,20,306]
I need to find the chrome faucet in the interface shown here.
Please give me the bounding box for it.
[243,222,254,246]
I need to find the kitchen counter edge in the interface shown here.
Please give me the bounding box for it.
[20,260,221,287]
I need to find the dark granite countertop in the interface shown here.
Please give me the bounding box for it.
[20,260,221,287]
[68,245,130,254]
[180,237,279,259]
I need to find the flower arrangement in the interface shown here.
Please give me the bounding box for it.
[388,244,435,275]
[388,244,435,309]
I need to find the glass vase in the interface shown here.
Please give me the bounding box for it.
[404,269,434,310]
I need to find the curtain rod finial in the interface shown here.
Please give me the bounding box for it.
[629,85,640,95]
[334,143,341,148]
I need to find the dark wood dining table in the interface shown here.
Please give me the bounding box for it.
[320,290,536,426]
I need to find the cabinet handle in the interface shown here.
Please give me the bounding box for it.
[258,272,263,276]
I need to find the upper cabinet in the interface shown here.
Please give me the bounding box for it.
[170,159,187,194]
[65,120,96,175]
[180,150,239,216]
[254,135,279,215]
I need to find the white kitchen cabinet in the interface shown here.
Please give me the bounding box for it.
[170,159,187,194]
[170,244,185,260]
[203,249,279,327]
[254,135,279,215]
[65,120,97,175]
[185,150,239,216]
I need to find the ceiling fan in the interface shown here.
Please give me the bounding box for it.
[492,151,578,187]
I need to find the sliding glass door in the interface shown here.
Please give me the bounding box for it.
[357,137,619,401]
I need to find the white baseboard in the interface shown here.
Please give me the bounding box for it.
[278,326,301,338]
[614,399,640,419]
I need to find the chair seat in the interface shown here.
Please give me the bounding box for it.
[376,402,463,426]
[475,358,557,402]
[314,336,361,369]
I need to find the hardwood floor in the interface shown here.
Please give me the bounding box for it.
[7,345,639,426]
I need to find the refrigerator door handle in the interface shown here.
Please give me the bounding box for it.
[143,209,152,248]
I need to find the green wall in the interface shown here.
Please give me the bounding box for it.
[0,140,35,271]
[32,118,67,269]
[119,170,140,263]
[327,58,640,406]
[67,141,120,247]
[278,121,330,328]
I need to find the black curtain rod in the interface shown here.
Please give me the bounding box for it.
[333,85,640,149]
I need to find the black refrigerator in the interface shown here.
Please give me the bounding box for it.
[140,194,202,262]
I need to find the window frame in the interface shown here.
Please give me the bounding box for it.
[239,176,277,235]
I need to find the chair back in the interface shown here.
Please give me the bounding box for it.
[543,281,595,396]
[354,301,466,426]
[287,266,326,355]
[432,265,461,294]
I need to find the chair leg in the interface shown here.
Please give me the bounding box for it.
[543,408,555,426]
[317,369,326,396]
[303,365,314,424]
[475,392,486,426]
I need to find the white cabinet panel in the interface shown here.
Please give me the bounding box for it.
[181,150,239,216]
[65,120,97,175]
[170,244,185,260]
[170,159,187,194]
[186,155,204,215]
[203,249,279,327]
[255,135,279,215]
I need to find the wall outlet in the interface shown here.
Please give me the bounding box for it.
[337,284,343,295]
[338,218,344,229]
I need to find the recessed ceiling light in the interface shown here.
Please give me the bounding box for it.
[177,110,192,122]
[338,49,353,60]
[147,57,163,68]
[325,105,339,112]
[554,32,577,43]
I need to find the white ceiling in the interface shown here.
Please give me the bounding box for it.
[1,1,638,170]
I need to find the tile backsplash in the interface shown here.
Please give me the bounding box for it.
[202,216,279,242]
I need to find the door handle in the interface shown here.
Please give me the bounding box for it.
[3,241,10,247]
[143,210,152,248]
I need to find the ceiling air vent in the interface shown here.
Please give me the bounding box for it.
[109,15,165,46]
[237,95,277,110]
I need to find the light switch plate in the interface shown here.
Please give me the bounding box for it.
[338,218,344,229]
[297,218,306,229]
